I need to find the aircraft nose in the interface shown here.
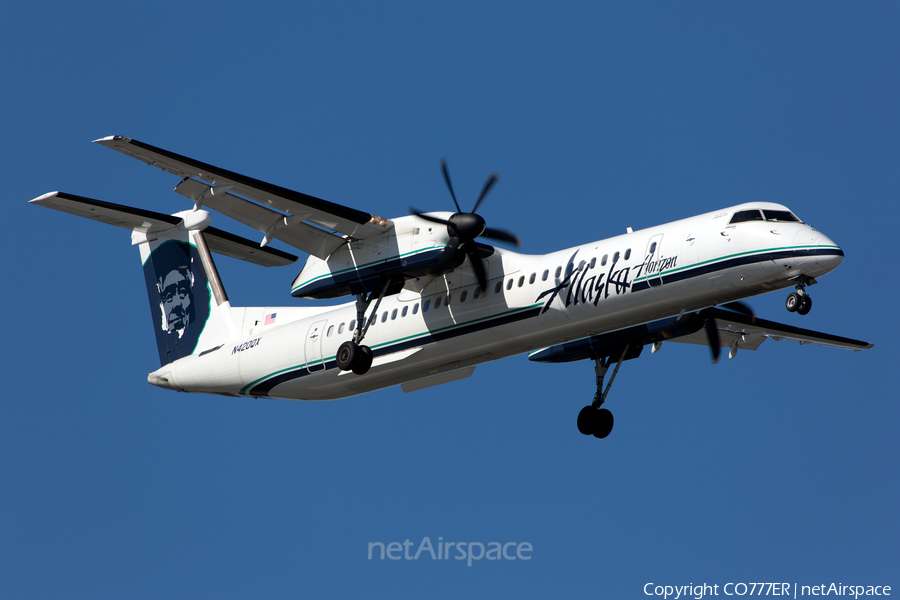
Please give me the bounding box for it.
[814,234,844,272]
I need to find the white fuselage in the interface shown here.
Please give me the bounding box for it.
[150,202,843,400]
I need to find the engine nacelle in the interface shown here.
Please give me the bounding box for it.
[290,214,455,299]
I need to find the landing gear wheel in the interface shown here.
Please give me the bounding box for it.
[577,406,597,435]
[785,292,801,313]
[336,341,359,371]
[576,406,614,438]
[797,295,812,315]
[352,345,373,375]
[337,341,373,374]
[592,408,614,439]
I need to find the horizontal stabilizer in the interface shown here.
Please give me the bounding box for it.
[30,192,297,267]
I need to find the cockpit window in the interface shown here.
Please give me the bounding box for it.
[763,210,800,223]
[729,210,763,224]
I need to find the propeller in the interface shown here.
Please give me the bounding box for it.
[698,301,756,364]
[411,159,521,290]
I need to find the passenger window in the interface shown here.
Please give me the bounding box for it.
[542,269,549,281]
[391,308,398,320]
[446,294,452,305]
[327,325,334,337]
[495,282,502,294]
[382,311,388,323]
[613,251,619,263]
[649,242,657,255]
[423,300,430,312]
[518,276,524,287]
[624,249,631,260]
[435,297,442,308]
[529,273,535,284]
[601,255,608,266]
[507,279,513,290]
[473,287,481,299]
[460,290,468,302]
[402,306,408,317]
[555,266,561,278]
[338,323,345,335]
[729,209,763,224]
[413,303,419,315]
[589,258,596,269]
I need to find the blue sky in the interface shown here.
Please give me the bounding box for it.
[2,2,897,597]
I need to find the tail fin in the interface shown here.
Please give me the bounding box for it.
[140,229,225,366]
[30,192,298,367]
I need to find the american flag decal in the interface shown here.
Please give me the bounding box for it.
[264,313,277,325]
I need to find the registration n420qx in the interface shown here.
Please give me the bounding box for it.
[31,136,872,438]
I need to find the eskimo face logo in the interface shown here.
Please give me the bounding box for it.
[158,265,194,337]
[143,240,210,366]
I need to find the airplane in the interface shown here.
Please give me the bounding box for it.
[30,136,873,439]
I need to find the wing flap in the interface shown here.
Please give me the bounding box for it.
[94,136,393,240]
[174,177,346,259]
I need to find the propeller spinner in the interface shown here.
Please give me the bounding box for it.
[411,159,520,290]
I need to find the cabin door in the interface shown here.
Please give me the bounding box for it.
[305,320,327,373]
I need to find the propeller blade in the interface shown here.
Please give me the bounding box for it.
[471,172,500,213]
[440,158,461,213]
[704,317,721,364]
[464,245,488,290]
[482,226,521,248]
[431,237,462,275]
[409,207,451,226]
[722,301,756,322]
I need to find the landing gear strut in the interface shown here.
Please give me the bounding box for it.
[577,344,630,439]
[785,276,815,316]
[337,280,390,375]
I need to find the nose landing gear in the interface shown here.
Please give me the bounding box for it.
[785,276,816,316]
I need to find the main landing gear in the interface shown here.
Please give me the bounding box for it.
[577,344,631,439]
[337,281,389,375]
[785,276,816,316]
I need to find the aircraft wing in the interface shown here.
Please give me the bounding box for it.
[529,307,872,363]
[94,136,393,259]
[31,191,298,268]
[671,307,874,353]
